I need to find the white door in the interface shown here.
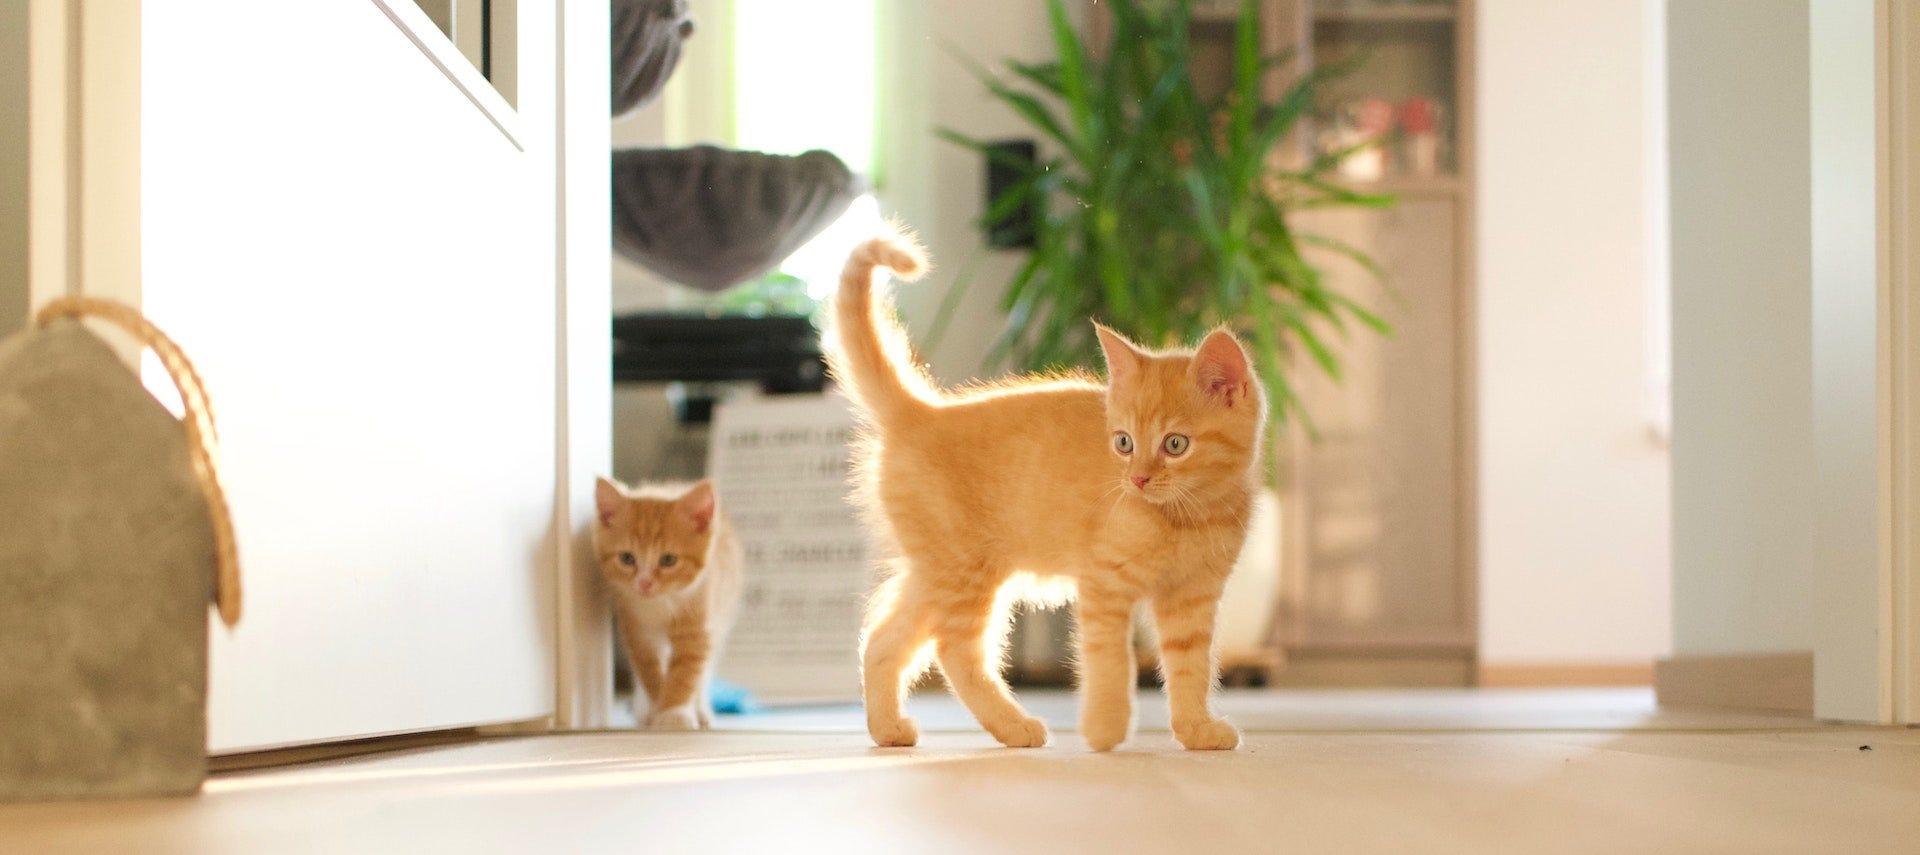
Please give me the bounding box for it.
[33,0,585,752]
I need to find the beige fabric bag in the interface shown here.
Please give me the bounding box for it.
[0,299,239,800]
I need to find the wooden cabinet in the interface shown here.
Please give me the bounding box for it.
[1285,1,1476,681]
[1286,194,1472,659]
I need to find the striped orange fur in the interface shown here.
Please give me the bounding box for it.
[593,478,743,730]
[827,234,1264,751]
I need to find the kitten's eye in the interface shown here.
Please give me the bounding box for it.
[617,552,637,568]
[1113,432,1134,455]
[659,553,679,568]
[1163,433,1191,456]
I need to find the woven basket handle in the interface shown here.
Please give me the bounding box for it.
[34,297,243,627]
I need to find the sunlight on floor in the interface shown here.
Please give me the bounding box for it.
[7,690,1913,854]
[697,687,1811,734]
[208,746,981,797]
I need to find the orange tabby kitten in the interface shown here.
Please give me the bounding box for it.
[827,236,1264,752]
[593,478,743,730]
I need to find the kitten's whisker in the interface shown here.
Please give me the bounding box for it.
[1169,483,1200,525]
[1097,479,1132,520]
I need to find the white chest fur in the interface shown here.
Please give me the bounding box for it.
[615,580,699,642]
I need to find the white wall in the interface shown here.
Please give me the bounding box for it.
[1668,0,1891,722]
[877,0,1064,384]
[1806,0,1884,721]
[1668,0,1813,663]
[1474,0,1672,668]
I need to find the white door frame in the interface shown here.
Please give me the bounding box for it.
[1886,0,1920,725]
[552,0,615,730]
[26,0,141,315]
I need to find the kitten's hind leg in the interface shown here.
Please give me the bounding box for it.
[932,580,1049,748]
[862,570,934,747]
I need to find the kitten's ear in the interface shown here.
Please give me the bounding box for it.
[1192,328,1254,408]
[1094,323,1146,386]
[679,480,717,534]
[594,477,626,527]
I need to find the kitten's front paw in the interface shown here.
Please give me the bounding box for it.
[1174,717,1240,751]
[987,715,1050,749]
[1081,715,1132,752]
[647,706,701,731]
[869,715,921,748]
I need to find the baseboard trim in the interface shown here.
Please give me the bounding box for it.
[1654,652,1814,715]
[1267,651,1475,689]
[209,726,496,773]
[1476,662,1654,688]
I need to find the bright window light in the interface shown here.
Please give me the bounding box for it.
[731,0,877,175]
[728,0,882,308]
[780,194,886,301]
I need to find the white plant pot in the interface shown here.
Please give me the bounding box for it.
[1215,488,1283,653]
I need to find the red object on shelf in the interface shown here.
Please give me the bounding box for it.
[1400,97,1438,134]
[1355,98,1396,136]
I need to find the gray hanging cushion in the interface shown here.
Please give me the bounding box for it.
[613,146,858,292]
[0,322,212,799]
[611,0,693,118]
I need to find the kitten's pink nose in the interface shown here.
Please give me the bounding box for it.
[1131,475,1150,490]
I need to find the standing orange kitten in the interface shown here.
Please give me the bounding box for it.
[827,236,1264,752]
[594,478,743,730]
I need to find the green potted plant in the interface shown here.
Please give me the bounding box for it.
[937,0,1394,673]
[936,0,1390,428]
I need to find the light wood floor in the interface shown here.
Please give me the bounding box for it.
[5,689,1917,853]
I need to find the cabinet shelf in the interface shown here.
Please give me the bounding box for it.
[1314,3,1455,24]
[1339,173,1462,197]
[1190,5,1244,24]
[1180,2,1461,26]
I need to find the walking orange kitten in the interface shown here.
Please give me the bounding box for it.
[828,235,1263,752]
[593,478,743,730]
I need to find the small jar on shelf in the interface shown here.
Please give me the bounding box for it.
[1323,97,1397,182]
[1399,96,1447,177]
[1317,94,1452,183]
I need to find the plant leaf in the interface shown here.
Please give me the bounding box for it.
[1046,0,1096,140]
[943,0,1394,430]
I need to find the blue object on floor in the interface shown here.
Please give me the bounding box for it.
[710,678,756,715]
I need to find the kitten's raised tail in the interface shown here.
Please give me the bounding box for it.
[828,235,936,423]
